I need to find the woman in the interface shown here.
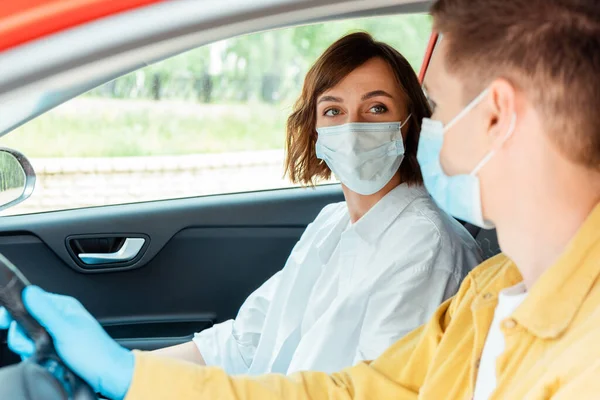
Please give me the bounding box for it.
[154,32,482,375]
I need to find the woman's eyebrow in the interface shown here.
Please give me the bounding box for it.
[361,90,394,101]
[317,95,343,104]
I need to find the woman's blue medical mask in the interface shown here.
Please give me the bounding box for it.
[417,89,516,229]
[316,116,410,195]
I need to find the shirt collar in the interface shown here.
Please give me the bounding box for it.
[315,205,351,263]
[512,202,600,339]
[351,183,429,245]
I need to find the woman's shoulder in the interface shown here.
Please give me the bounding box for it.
[392,192,477,247]
[388,190,442,229]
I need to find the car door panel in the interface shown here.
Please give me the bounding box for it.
[0,184,344,366]
[0,185,343,273]
[102,314,215,351]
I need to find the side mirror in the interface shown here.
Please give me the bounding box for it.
[0,148,36,212]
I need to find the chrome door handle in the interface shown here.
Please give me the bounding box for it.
[78,238,145,266]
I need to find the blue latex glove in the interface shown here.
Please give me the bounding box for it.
[0,286,134,400]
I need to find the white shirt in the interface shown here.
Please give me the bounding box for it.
[473,283,528,400]
[193,183,482,375]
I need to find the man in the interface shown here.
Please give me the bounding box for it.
[2,0,600,399]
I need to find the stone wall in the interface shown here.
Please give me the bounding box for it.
[3,150,297,216]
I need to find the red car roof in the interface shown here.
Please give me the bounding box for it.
[0,1,436,85]
[0,0,165,52]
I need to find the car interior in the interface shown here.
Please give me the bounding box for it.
[0,0,501,374]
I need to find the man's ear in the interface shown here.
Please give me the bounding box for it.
[487,78,517,149]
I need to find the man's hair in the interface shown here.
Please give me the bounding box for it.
[431,0,600,170]
[285,32,431,186]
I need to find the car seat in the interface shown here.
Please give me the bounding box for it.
[463,223,501,260]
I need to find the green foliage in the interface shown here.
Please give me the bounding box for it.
[1,99,288,157]
[86,13,432,104]
[0,153,24,191]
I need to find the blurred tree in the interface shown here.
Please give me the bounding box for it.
[0,153,24,192]
[85,14,432,104]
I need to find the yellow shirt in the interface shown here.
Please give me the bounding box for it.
[125,204,600,400]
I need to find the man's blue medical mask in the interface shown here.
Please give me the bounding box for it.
[417,88,516,229]
[316,116,410,195]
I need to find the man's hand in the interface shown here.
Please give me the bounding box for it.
[0,286,134,400]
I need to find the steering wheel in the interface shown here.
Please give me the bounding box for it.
[0,253,97,400]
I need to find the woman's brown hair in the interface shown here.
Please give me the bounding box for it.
[285,32,431,187]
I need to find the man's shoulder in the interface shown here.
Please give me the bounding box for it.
[465,253,522,293]
[443,253,522,317]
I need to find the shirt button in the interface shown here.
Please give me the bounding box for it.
[475,358,481,369]
[503,318,517,330]
[482,292,493,300]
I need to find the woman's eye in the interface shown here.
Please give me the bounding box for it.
[369,105,388,114]
[324,108,341,117]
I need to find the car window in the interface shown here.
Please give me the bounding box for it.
[0,13,432,216]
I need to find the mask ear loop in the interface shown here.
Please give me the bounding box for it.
[444,88,491,132]
[471,113,517,176]
[400,113,412,131]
